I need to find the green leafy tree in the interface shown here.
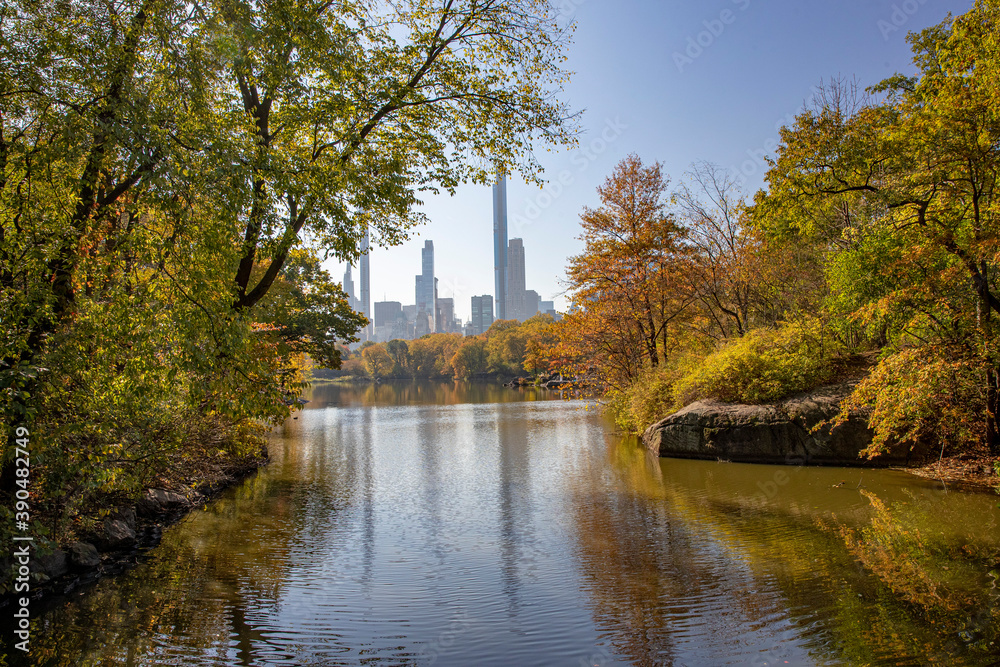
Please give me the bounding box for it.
[0,0,576,548]
[386,339,412,377]
[757,3,1000,454]
[450,338,488,379]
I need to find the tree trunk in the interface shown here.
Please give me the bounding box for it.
[987,365,1000,455]
[979,260,1000,455]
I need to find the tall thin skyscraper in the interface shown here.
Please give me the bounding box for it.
[415,240,436,334]
[493,170,508,320]
[342,264,357,311]
[506,238,526,321]
[359,227,371,340]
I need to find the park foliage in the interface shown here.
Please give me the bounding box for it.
[338,313,559,381]
[547,1,1000,462]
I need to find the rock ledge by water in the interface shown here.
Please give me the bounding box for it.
[641,382,904,466]
[0,453,266,612]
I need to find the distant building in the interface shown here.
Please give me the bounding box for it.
[506,238,525,320]
[359,227,371,340]
[374,302,410,342]
[523,289,540,319]
[540,300,554,314]
[342,264,357,311]
[471,295,494,335]
[374,301,402,328]
[493,170,508,320]
[436,297,455,333]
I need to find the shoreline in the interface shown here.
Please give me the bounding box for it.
[0,451,268,614]
[894,453,1000,492]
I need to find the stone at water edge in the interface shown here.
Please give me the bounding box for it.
[641,382,907,466]
[68,542,101,570]
[31,548,68,579]
[136,488,190,516]
[97,518,136,551]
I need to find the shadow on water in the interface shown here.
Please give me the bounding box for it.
[10,381,1000,666]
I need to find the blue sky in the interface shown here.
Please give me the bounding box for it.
[327,0,973,322]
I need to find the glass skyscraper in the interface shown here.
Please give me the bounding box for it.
[493,170,508,320]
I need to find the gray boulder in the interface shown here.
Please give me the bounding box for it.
[97,518,136,551]
[642,382,904,466]
[109,507,137,531]
[31,548,68,579]
[68,542,101,570]
[137,488,189,516]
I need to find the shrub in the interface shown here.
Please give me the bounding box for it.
[673,317,841,406]
[608,366,680,433]
[834,345,984,460]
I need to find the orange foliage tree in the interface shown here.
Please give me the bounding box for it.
[561,155,694,390]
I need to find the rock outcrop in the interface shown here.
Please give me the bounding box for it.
[641,382,904,466]
[68,542,101,571]
[96,518,136,551]
[136,488,190,516]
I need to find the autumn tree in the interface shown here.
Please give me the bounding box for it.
[362,344,393,379]
[564,155,692,389]
[386,339,412,377]
[450,338,488,379]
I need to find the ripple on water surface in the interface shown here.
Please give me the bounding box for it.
[16,382,1000,666]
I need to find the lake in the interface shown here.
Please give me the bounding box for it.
[20,381,1000,665]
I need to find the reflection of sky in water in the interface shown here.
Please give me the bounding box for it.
[21,382,1000,666]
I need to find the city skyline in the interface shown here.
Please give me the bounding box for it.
[342,169,553,335]
[324,1,972,324]
[351,228,556,342]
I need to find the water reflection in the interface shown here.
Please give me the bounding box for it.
[12,381,1000,666]
[571,438,1000,666]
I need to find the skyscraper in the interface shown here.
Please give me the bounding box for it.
[471,295,494,335]
[374,300,403,342]
[524,289,540,319]
[415,240,436,335]
[437,297,455,333]
[506,237,526,321]
[374,301,402,328]
[359,227,371,340]
[493,170,508,320]
[342,264,356,311]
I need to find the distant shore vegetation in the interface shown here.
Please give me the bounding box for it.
[318,314,562,382]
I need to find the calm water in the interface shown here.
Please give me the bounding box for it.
[14,382,1000,665]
